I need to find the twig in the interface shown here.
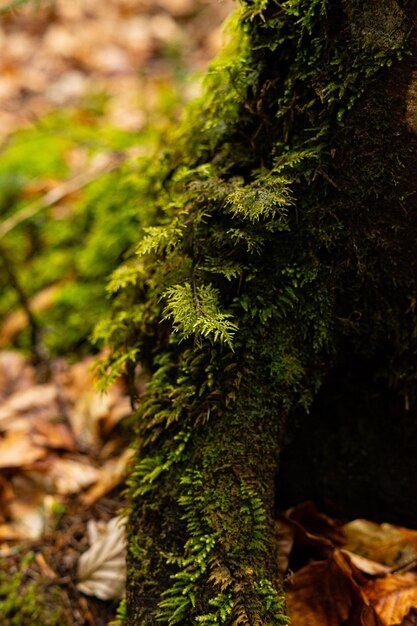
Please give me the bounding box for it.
[0,151,125,241]
[390,556,417,574]
[0,243,50,379]
[0,0,31,14]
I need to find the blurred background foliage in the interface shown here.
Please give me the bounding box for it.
[0,0,233,359]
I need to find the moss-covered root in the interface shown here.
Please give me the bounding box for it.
[101,0,417,623]
[126,352,287,626]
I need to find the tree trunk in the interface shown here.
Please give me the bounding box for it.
[103,1,417,623]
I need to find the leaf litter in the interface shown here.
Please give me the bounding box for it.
[0,350,133,621]
[280,502,417,626]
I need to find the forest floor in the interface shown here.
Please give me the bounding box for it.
[2,1,417,625]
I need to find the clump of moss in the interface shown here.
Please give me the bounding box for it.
[0,553,72,626]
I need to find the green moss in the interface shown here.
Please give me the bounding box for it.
[0,553,71,626]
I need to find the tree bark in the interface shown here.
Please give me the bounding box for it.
[108,1,417,624]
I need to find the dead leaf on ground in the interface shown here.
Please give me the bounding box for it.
[0,384,59,431]
[27,457,101,495]
[0,351,35,400]
[343,550,392,577]
[77,515,126,600]
[276,501,346,575]
[0,430,47,468]
[283,506,417,626]
[31,418,76,451]
[82,447,135,505]
[286,548,381,626]
[363,573,417,626]
[344,519,417,570]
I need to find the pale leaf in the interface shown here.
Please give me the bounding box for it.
[27,457,100,494]
[77,516,126,600]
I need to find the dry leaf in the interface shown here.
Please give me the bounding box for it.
[0,384,59,430]
[0,351,35,400]
[27,457,100,495]
[286,549,381,626]
[82,448,134,505]
[344,519,417,570]
[31,418,76,451]
[342,550,391,577]
[276,501,345,571]
[401,608,417,625]
[77,516,126,600]
[363,573,417,626]
[0,431,47,468]
[287,501,346,547]
[5,477,61,539]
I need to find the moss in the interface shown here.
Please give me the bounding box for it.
[99,0,417,624]
[0,553,72,626]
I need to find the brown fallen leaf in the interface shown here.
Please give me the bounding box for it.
[0,430,47,468]
[286,549,382,626]
[26,457,100,495]
[344,519,417,570]
[342,550,392,577]
[287,501,346,547]
[0,383,59,430]
[401,608,417,625]
[64,356,130,448]
[82,448,135,505]
[6,489,56,541]
[363,573,417,626]
[276,501,346,574]
[0,351,35,400]
[31,418,76,451]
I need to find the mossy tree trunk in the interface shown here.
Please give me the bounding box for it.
[101,1,417,624]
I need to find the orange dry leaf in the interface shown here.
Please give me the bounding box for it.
[363,573,417,626]
[286,549,381,626]
[0,431,47,468]
[401,609,417,625]
[342,550,391,577]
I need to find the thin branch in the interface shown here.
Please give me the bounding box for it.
[0,243,50,379]
[0,0,32,14]
[390,556,417,574]
[0,151,125,241]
